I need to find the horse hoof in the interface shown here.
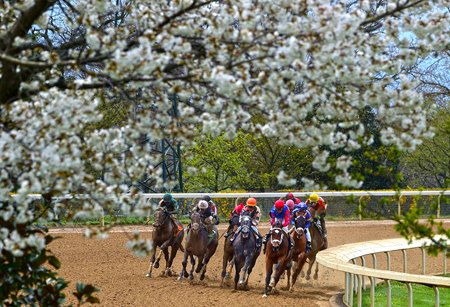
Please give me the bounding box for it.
[289,287,294,293]
[313,274,318,280]
[177,276,182,281]
[225,273,231,280]
[146,273,151,278]
[262,294,268,298]
[200,274,205,281]
[189,275,194,281]
[305,275,311,281]
[153,262,160,269]
[184,271,189,278]
[300,271,305,278]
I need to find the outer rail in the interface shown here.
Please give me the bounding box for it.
[317,236,450,307]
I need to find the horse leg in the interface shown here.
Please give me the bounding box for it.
[221,251,230,287]
[263,261,273,298]
[166,245,178,276]
[272,257,291,293]
[234,259,242,290]
[306,255,316,280]
[289,252,306,292]
[146,246,158,277]
[313,261,319,280]
[161,248,170,276]
[178,250,189,281]
[195,254,205,274]
[226,256,234,279]
[153,249,163,269]
[284,264,291,291]
[239,256,252,290]
[189,255,196,280]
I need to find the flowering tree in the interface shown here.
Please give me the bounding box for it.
[1,0,448,303]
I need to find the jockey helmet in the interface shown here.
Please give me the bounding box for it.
[294,197,301,205]
[163,193,172,202]
[198,200,208,209]
[203,195,212,202]
[274,199,285,210]
[246,197,257,206]
[286,199,295,210]
[298,202,307,211]
[309,193,319,202]
[285,192,294,199]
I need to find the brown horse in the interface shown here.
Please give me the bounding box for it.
[220,213,240,287]
[288,215,308,292]
[263,220,292,297]
[146,208,184,278]
[178,212,218,281]
[300,207,327,280]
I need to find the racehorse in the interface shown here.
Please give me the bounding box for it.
[288,214,308,292]
[232,213,261,290]
[178,211,219,281]
[146,208,184,277]
[301,207,327,280]
[263,220,292,297]
[220,213,240,287]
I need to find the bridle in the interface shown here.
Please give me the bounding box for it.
[270,227,284,248]
[153,209,169,228]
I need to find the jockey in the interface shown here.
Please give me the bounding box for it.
[292,202,312,253]
[263,200,294,253]
[192,200,215,238]
[224,202,245,238]
[283,192,295,202]
[230,202,245,218]
[286,199,295,226]
[159,193,179,226]
[306,193,328,240]
[203,195,219,225]
[230,197,262,248]
[294,197,302,205]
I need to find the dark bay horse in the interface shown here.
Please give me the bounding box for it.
[263,220,292,297]
[146,208,184,277]
[301,208,327,280]
[288,215,308,292]
[178,212,219,281]
[232,214,261,290]
[220,213,240,287]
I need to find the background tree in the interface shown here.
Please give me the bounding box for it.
[1,0,449,304]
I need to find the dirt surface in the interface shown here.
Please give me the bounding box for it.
[49,220,449,307]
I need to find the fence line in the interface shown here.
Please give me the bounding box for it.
[316,236,450,307]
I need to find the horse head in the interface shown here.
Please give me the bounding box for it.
[294,214,306,238]
[269,227,284,249]
[240,214,252,239]
[153,208,169,228]
[190,211,203,232]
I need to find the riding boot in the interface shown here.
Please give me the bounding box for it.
[262,233,270,254]
[306,241,312,253]
[315,218,323,234]
[169,214,180,235]
[320,217,327,238]
[230,226,241,243]
[288,235,294,250]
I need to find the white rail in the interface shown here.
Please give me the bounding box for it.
[317,236,450,307]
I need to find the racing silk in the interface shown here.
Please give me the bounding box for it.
[306,197,326,211]
[208,202,218,216]
[270,205,290,227]
[230,203,245,218]
[159,198,178,213]
[194,206,213,223]
[292,207,312,229]
[241,205,261,225]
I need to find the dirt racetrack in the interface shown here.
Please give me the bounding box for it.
[49,220,449,307]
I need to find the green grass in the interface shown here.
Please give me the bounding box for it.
[353,277,450,307]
